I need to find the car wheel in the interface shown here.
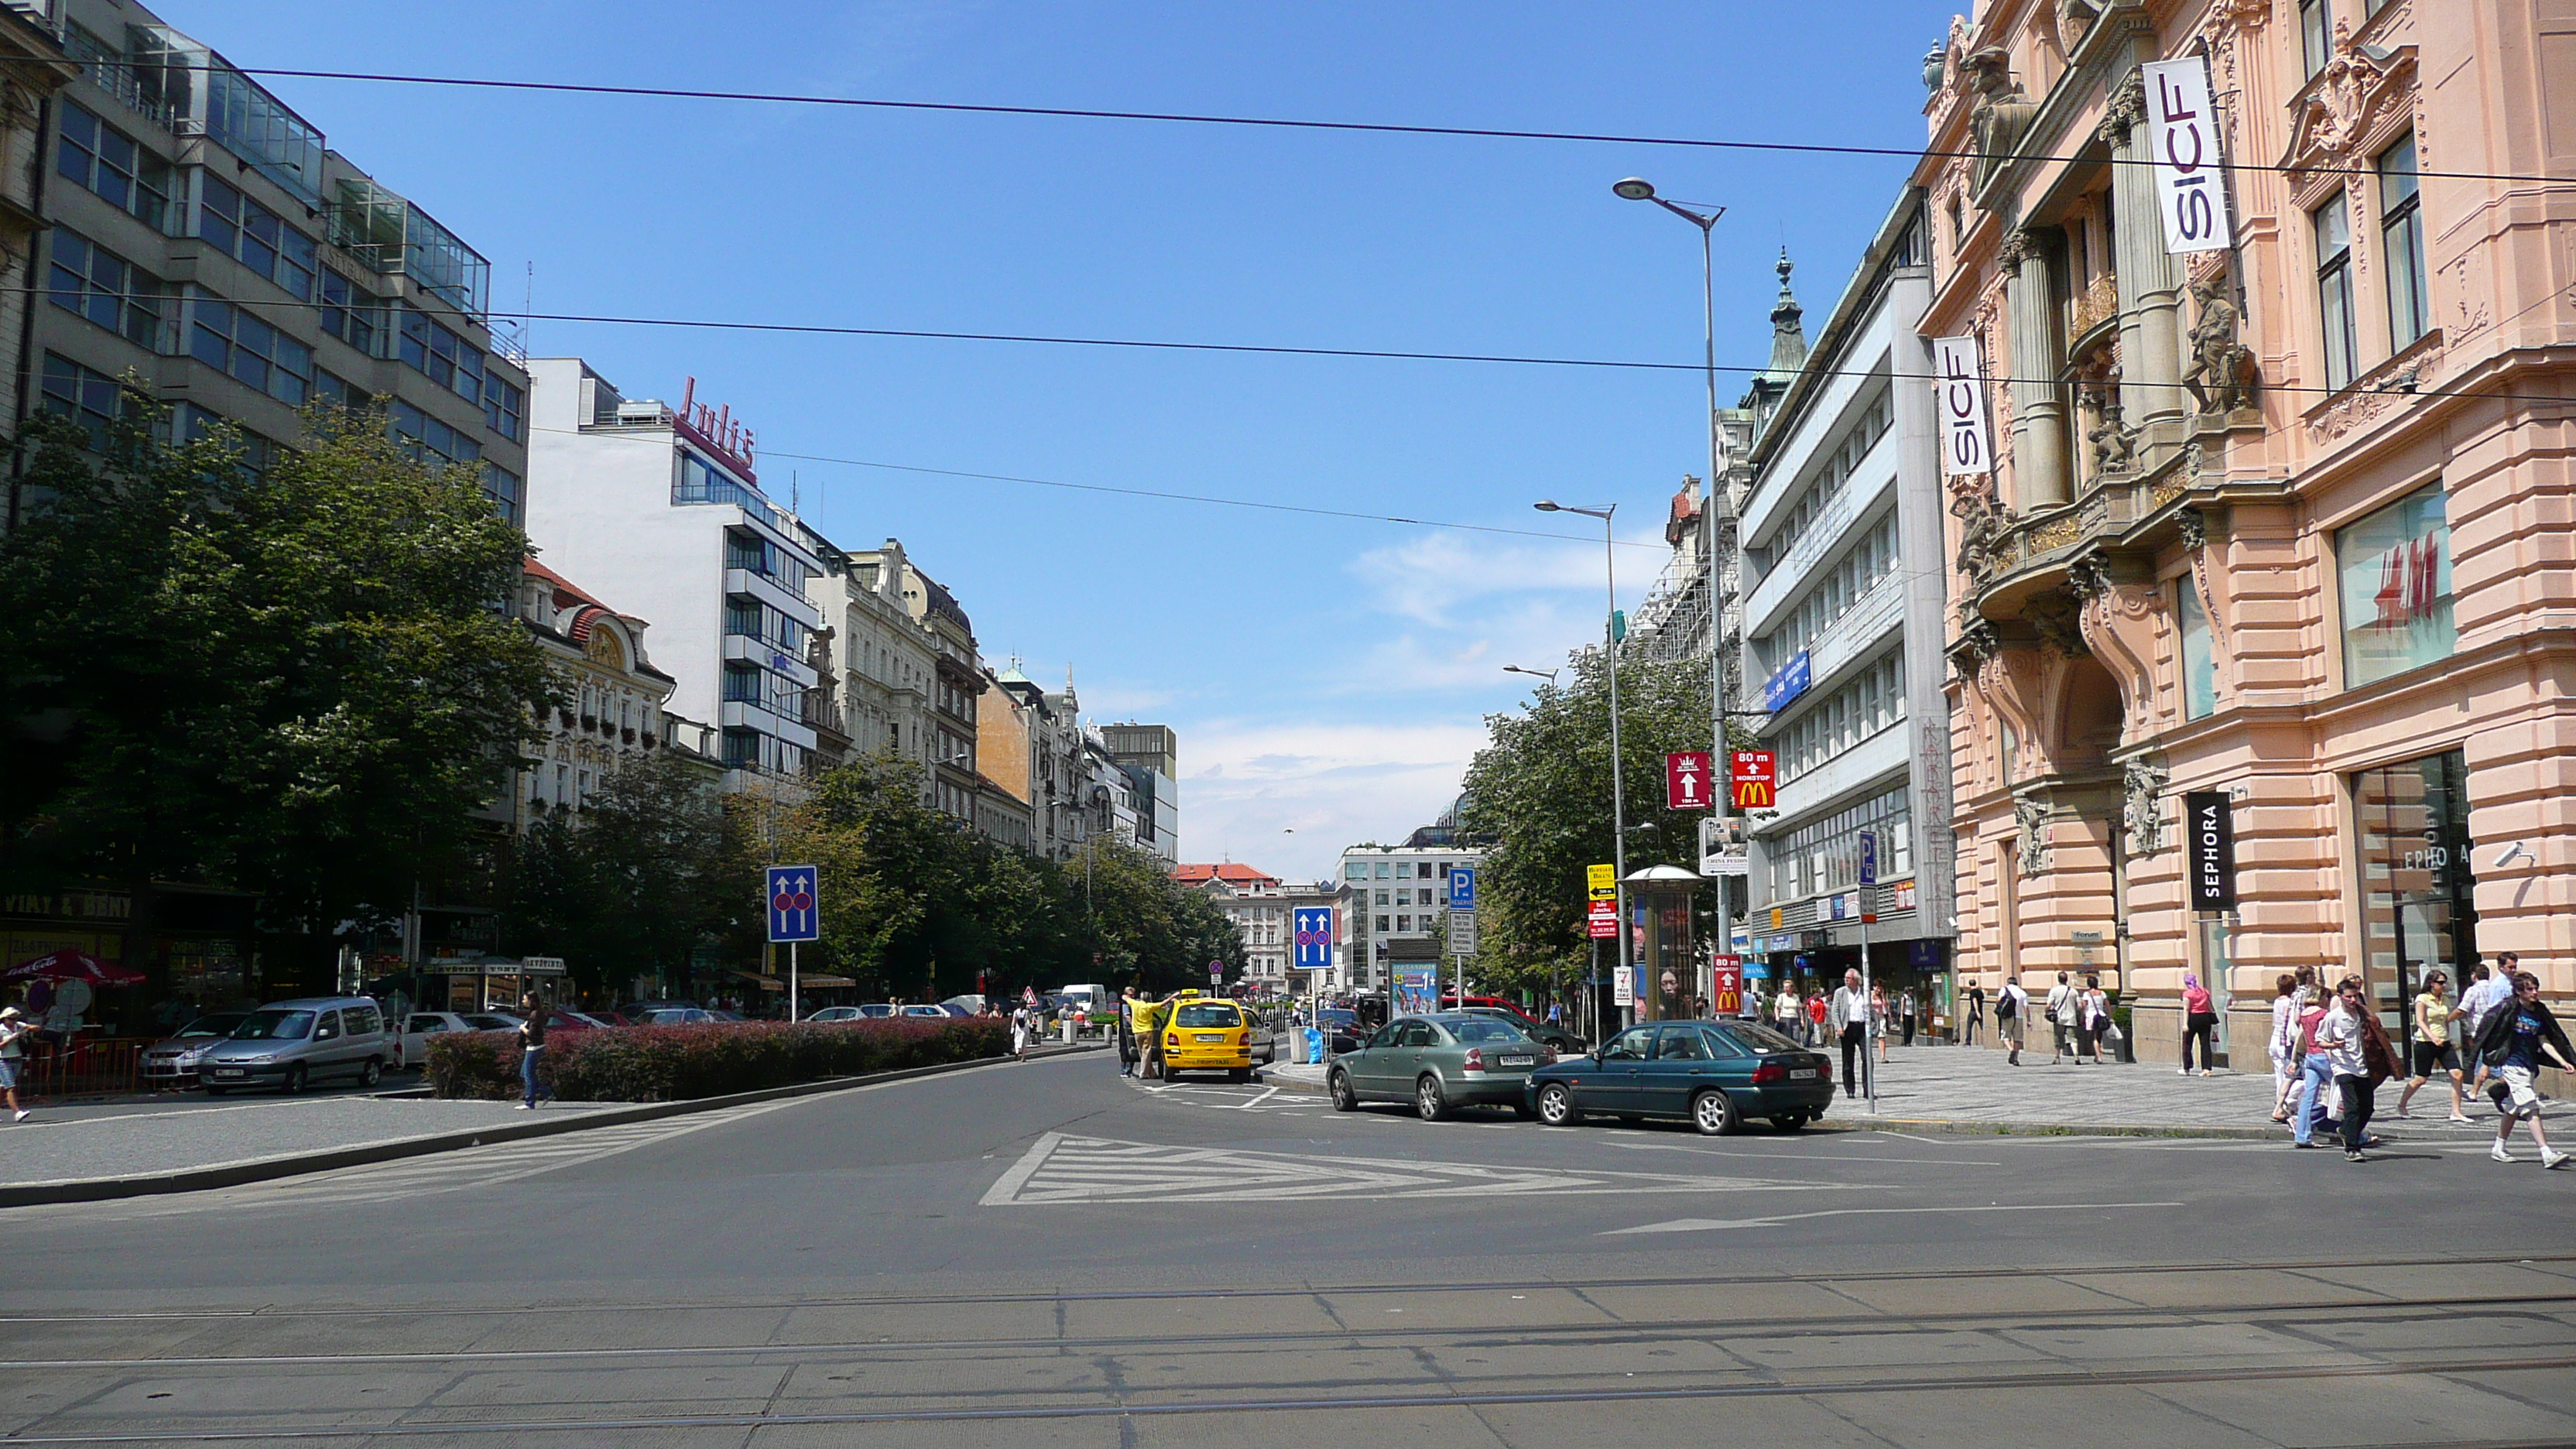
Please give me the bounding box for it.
[1415,1074,1448,1122]
[282,1064,307,1095]
[1692,1089,1740,1137]
[1328,1068,1358,1112]
[1770,1113,1810,1132]
[1536,1081,1579,1127]
[359,1058,382,1088]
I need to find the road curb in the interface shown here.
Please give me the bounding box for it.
[0,1042,1108,1209]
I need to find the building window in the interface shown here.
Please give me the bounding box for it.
[673,449,781,528]
[39,354,123,448]
[481,464,522,527]
[2177,578,2216,721]
[396,305,485,406]
[1396,915,1412,933]
[2337,485,2452,687]
[197,176,317,300]
[2378,133,2428,350]
[1762,785,1911,903]
[2300,0,2331,77]
[721,728,761,770]
[312,368,358,410]
[2353,748,2476,1014]
[483,375,525,442]
[389,400,481,467]
[2314,194,2357,391]
[173,405,280,475]
[48,231,168,350]
[189,288,312,405]
[1375,915,1390,933]
[56,102,170,229]
[319,270,383,357]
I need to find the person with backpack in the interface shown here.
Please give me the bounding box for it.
[1994,977,2028,1064]
[2045,972,2078,1065]
[2474,970,2573,1168]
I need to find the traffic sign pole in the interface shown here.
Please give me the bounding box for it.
[1856,831,1875,1112]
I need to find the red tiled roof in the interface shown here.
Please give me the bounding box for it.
[524,560,619,642]
[1173,863,1283,888]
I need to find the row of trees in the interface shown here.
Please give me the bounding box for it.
[1,396,1242,1005]
[1457,649,1749,997]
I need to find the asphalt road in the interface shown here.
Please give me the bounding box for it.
[7,1050,2575,1447]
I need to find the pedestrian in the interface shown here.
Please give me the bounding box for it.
[1995,975,2030,1065]
[2460,954,2517,1092]
[2046,971,2078,1065]
[2180,973,2218,1076]
[2266,973,2302,1122]
[1774,984,1801,1043]
[1116,985,1140,1077]
[0,1006,30,1121]
[1898,988,1918,1047]
[2474,970,2574,1168]
[516,992,551,1110]
[1142,993,1172,1081]
[1806,989,1828,1048]
[2395,971,2470,1123]
[2083,975,2118,1064]
[1010,1001,1033,1061]
[2290,978,2340,1149]
[1546,999,1564,1029]
[1963,983,1985,1046]
[2316,975,2393,1162]
[1872,982,1892,1064]
[1828,968,1870,1098]
[2070,976,2103,1064]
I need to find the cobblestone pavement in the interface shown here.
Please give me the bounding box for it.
[0,1095,618,1187]
[1267,1039,2564,1136]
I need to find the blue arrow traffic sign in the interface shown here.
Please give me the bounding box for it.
[766,864,820,943]
[1293,907,1334,969]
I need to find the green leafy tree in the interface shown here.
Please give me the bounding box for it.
[509,753,735,1001]
[0,401,553,986]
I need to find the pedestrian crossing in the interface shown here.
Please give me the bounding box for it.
[979,1131,1875,1205]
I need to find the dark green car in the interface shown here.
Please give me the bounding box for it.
[1523,1020,1834,1134]
[1327,1013,1555,1120]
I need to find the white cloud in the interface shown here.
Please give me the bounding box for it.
[1334,523,1671,696]
[1176,718,1491,882]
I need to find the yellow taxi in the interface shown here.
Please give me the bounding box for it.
[1159,992,1255,1081]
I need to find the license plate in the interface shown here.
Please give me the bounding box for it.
[1789,1067,1818,1080]
[1194,1034,1222,1043]
[1499,1055,1534,1067]
[213,1069,245,1078]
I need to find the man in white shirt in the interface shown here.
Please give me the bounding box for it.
[2314,977,2375,1161]
[1828,968,1871,1099]
[1996,978,2032,1066]
[2045,971,2078,1064]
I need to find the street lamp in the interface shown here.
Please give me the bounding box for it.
[1535,498,1631,1026]
[1502,664,1561,685]
[1615,175,1737,937]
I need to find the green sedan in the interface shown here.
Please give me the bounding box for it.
[1524,1019,1835,1134]
[1327,1013,1556,1120]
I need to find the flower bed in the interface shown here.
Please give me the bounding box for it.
[426,1017,1012,1101]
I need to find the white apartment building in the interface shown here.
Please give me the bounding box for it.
[1738,194,1956,1000]
[525,359,821,788]
[1338,829,1485,992]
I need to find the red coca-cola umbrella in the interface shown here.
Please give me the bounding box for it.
[5,949,146,986]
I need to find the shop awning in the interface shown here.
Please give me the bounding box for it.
[799,975,856,988]
[733,971,784,991]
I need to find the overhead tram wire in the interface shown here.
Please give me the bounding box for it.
[119,61,2576,190]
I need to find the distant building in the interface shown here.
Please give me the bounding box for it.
[525,359,820,792]
[986,666,1092,863]
[1338,809,1485,992]
[1098,723,1179,862]
[1176,864,1297,995]
[817,537,938,780]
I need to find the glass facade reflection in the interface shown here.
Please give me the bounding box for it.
[2353,749,2476,1026]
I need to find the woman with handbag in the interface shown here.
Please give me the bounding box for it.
[2180,973,2218,1076]
[2075,975,2111,1065]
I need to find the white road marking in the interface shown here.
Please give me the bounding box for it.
[1232,1087,1280,1111]
[980,1132,1893,1206]
[1605,1200,2186,1235]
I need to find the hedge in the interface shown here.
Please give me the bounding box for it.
[426,1017,1012,1101]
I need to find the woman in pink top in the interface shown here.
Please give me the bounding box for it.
[2180,973,2218,1077]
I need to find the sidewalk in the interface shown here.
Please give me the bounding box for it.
[1262,1042,2564,1139]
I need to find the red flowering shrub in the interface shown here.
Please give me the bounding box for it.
[426,1017,1011,1101]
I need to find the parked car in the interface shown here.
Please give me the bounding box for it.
[635,1008,720,1024]
[1327,1013,1553,1120]
[1159,995,1256,1082]
[807,1006,865,1023]
[855,1004,896,1019]
[200,997,394,1095]
[140,1012,252,1088]
[392,1010,502,1068]
[1524,1020,1834,1135]
[1459,1005,1586,1054]
[899,1004,958,1019]
[1315,1008,1365,1056]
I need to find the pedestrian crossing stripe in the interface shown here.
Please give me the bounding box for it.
[979,1132,1871,1206]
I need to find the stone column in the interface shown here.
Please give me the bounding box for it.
[2101,70,2187,440]
[2003,228,2071,509]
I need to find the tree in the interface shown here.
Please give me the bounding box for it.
[509,753,735,1000]
[1459,649,1736,992]
[0,402,553,985]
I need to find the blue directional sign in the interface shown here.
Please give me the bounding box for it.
[1857,831,1878,887]
[1447,866,1476,910]
[766,864,820,943]
[1762,650,1813,712]
[1293,907,1334,970]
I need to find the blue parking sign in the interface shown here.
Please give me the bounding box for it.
[1447,866,1475,909]
[1856,831,1877,887]
[766,864,820,943]
[1293,907,1334,970]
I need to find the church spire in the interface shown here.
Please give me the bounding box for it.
[1767,248,1808,377]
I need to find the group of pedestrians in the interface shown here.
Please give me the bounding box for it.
[2267,956,2573,1166]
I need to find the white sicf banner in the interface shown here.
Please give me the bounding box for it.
[2143,57,2234,254]
[1934,334,1992,476]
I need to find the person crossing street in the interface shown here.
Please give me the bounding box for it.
[2475,971,2573,1169]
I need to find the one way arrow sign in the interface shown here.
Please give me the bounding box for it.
[1667,751,1713,811]
[766,864,820,943]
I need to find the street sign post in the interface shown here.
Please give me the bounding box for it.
[1293,907,1334,973]
[1712,954,1742,1015]
[1586,899,1618,940]
[1730,750,1776,810]
[1665,751,1713,810]
[1447,867,1476,910]
[766,865,819,1021]
[1208,959,1225,988]
[1586,863,1617,899]
[1853,831,1875,1113]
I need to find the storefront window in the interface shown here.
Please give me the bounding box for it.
[2338,487,2452,688]
[2177,579,2215,719]
[2353,750,2475,1028]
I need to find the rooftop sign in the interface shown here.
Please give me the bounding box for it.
[675,376,758,483]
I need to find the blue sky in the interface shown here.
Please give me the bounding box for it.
[171,0,1957,883]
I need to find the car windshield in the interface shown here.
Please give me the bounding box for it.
[1447,1019,1528,1044]
[231,1009,315,1041]
[1173,1003,1238,1027]
[1317,1009,1356,1027]
[1728,1023,1807,1053]
[176,1015,245,1039]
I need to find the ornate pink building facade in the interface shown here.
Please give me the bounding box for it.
[1920,0,2574,1062]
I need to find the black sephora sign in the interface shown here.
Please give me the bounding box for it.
[2186,791,2235,912]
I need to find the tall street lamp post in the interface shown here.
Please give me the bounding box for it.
[1536,499,1629,1027]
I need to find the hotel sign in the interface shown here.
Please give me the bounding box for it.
[2185,790,2236,911]
[675,376,759,482]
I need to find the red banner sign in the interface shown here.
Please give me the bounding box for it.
[1712,954,1742,1014]
[1666,751,1713,810]
[1586,899,1618,940]
[1730,749,1776,810]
